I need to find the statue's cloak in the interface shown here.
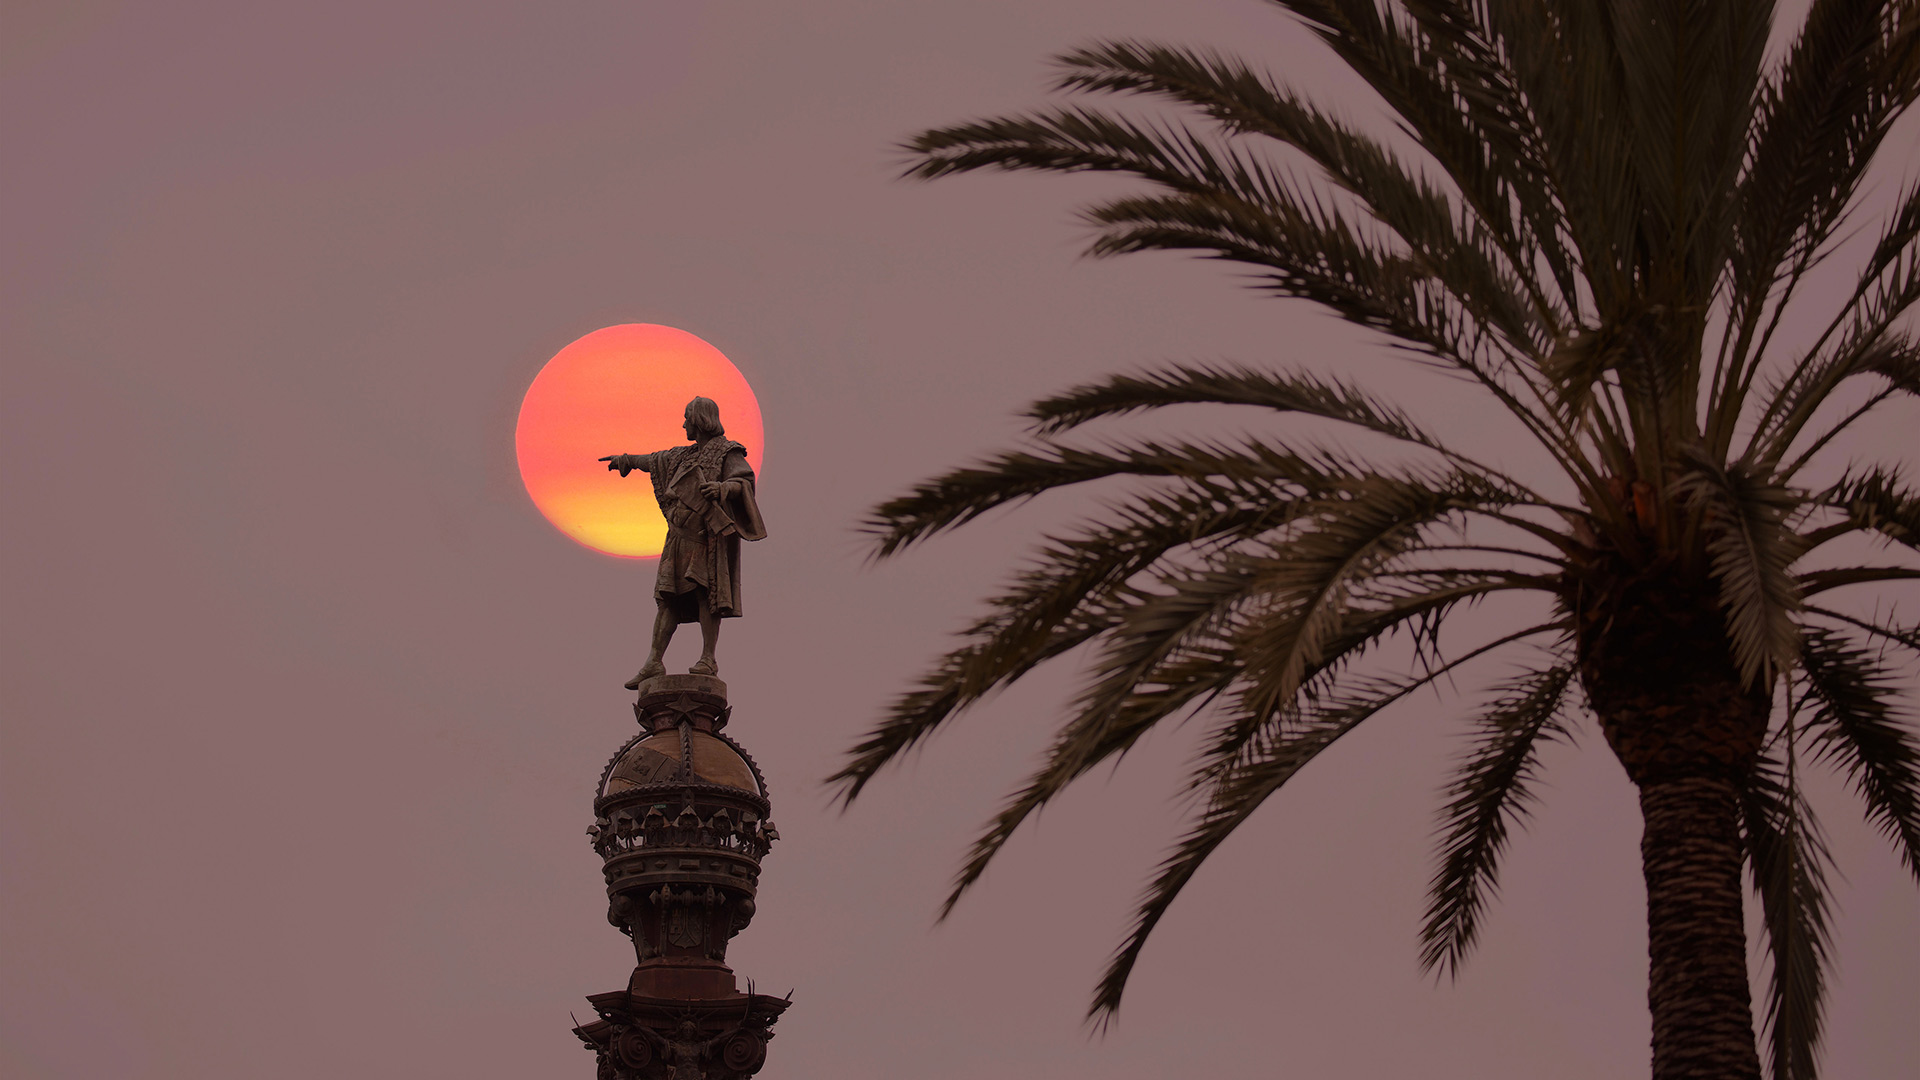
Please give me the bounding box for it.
[642,438,764,622]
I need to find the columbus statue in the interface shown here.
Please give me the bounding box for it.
[600,396,766,689]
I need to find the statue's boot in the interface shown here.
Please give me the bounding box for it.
[689,656,718,677]
[625,659,668,691]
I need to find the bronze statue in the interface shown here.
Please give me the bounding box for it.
[601,397,766,689]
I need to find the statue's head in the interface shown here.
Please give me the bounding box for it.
[683,397,724,441]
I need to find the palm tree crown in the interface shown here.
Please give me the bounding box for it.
[832,4,1920,1079]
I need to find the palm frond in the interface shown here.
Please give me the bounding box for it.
[1673,452,1807,684]
[1736,0,1920,279]
[1739,741,1837,1080]
[1077,180,1527,375]
[1716,0,1920,455]
[1800,628,1920,881]
[1752,179,1920,459]
[1193,583,1567,782]
[937,476,1542,913]
[1733,0,1911,282]
[1860,329,1920,396]
[1799,566,1920,596]
[1477,0,1752,465]
[1030,363,1422,440]
[1272,2,1584,314]
[1421,661,1577,978]
[904,91,1564,372]
[1024,363,1562,513]
[1541,309,1690,454]
[1607,0,1771,299]
[1088,623,1561,1025]
[1813,467,1920,551]
[1050,38,1562,342]
[1805,604,1920,653]
[1771,334,1920,480]
[1761,330,1920,474]
[831,486,1317,801]
[865,437,1380,556]
[1843,178,1920,338]
[902,57,1603,498]
[1223,473,1520,722]
[1473,0,1644,313]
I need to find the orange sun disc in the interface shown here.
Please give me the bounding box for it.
[515,324,764,558]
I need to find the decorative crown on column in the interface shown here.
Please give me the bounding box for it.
[573,675,789,1079]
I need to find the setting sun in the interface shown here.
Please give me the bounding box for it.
[515,324,764,558]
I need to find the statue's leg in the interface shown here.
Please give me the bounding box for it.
[624,603,676,689]
[691,590,721,676]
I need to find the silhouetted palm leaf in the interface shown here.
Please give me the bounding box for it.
[1421,661,1577,977]
[1673,452,1808,683]
[1740,742,1836,1080]
[1817,468,1920,550]
[1801,629,1920,879]
[1091,625,1561,1026]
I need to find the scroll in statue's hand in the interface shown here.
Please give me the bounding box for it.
[698,480,728,500]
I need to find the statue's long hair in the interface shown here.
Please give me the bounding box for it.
[685,396,725,440]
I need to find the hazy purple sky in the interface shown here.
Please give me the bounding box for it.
[4,3,1916,1077]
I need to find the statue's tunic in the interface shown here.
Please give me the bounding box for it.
[633,438,766,623]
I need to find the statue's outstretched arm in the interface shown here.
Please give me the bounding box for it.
[598,452,654,477]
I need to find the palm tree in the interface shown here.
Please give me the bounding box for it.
[830,3,1920,1078]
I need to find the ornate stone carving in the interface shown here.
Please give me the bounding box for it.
[574,991,788,1080]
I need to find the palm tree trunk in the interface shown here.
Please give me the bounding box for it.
[1638,772,1761,1080]
[1578,570,1767,1079]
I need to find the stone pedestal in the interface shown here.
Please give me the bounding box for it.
[573,676,788,1079]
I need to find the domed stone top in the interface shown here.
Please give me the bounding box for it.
[601,728,762,798]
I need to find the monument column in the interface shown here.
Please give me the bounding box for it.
[572,674,789,1079]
